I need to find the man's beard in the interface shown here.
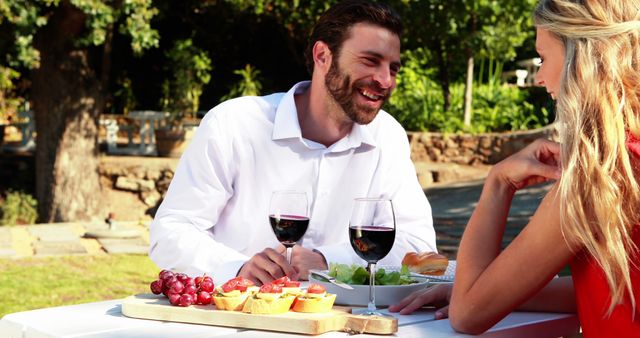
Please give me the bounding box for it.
[324,59,389,125]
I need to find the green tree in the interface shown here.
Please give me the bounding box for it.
[223,0,334,68]
[160,38,212,118]
[394,0,535,123]
[1,0,159,222]
[220,64,263,101]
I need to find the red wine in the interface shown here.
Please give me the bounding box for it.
[349,226,395,263]
[269,215,309,246]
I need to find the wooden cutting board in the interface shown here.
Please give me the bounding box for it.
[122,294,397,335]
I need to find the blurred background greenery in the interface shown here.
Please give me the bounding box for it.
[0,0,549,132]
[0,0,553,223]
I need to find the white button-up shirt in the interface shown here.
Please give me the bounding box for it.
[150,81,436,284]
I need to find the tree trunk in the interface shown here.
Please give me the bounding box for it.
[432,42,451,112]
[463,56,474,127]
[31,1,104,222]
[463,9,478,128]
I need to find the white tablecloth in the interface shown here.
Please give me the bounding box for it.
[0,298,579,338]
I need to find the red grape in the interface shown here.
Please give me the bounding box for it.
[179,294,194,307]
[197,291,212,305]
[159,270,174,280]
[150,279,163,294]
[168,293,181,306]
[199,280,214,293]
[176,273,189,284]
[169,280,184,294]
[162,275,177,287]
[183,285,198,295]
[150,271,216,307]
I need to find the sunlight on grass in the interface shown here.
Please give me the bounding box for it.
[0,254,160,317]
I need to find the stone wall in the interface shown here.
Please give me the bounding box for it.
[408,123,559,165]
[98,156,179,219]
[96,124,560,217]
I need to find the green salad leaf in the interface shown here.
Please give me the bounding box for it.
[327,263,416,285]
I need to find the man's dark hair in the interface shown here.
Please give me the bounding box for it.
[304,0,403,75]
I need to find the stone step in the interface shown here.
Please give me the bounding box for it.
[28,225,79,242]
[98,237,149,254]
[34,241,88,256]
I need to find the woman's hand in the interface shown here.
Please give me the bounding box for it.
[388,283,453,318]
[491,138,561,192]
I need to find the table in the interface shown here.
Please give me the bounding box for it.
[0,298,580,338]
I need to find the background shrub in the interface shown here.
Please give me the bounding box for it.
[385,49,552,133]
[0,190,38,225]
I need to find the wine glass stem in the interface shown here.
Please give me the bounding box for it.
[368,262,376,313]
[285,246,293,265]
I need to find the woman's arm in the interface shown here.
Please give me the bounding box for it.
[449,139,578,334]
[519,276,575,313]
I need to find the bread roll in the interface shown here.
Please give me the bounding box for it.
[402,251,448,276]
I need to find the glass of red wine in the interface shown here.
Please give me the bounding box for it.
[349,198,396,316]
[269,191,309,265]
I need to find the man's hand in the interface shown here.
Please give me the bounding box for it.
[238,247,298,285]
[281,245,328,280]
[388,283,453,318]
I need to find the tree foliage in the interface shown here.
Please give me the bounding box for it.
[0,0,549,221]
[393,0,536,112]
[160,38,212,117]
[220,64,263,102]
[0,0,161,222]
[2,0,159,69]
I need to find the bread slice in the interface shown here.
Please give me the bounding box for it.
[212,292,250,311]
[242,294,296,314]
[292,293,337,313]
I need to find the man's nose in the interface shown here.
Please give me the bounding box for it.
[373,68,393,89]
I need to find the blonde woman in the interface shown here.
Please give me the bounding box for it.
[390,0,640,335]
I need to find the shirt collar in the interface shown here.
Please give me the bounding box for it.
[272,82,307,141]
[272,81,377,150]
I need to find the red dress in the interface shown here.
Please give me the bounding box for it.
[570,134,640,337]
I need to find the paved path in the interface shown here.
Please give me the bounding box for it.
[427,179,551,259]
[0,221,150,259]
[0,179,551,260]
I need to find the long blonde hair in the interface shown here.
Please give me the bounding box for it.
[534,0,640,314]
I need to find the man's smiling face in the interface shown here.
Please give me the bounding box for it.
[325,22,401,125]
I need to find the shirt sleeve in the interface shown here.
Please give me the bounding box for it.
[377,122,437,265]
[148,109,247,284]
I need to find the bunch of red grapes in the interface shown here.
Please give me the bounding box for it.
[150,270,215,307]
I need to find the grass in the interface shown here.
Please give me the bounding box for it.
[0,254,159,317]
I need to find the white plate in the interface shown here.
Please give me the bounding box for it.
[307,266,426,307]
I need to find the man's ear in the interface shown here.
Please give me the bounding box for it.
[312,41,332,73]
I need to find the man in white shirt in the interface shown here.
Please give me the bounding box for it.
[149,0,436,285]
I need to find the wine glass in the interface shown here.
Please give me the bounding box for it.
[269,191,309,264]
[349,198,396,316]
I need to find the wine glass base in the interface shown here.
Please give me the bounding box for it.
[351,308,395,318]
